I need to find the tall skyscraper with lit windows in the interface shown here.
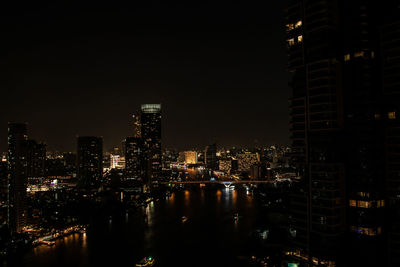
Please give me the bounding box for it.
[7,122,28,233]
[77,136,103,188]
[140,104,162,186]
[286,1,399,266]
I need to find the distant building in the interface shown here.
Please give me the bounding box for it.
[125,137,142,180]
[250,163,266,180]
[184,151,198,164]
[141,104,162,186]
[204,143,218,170]
[219,159,232,173]
[26,140,46,179]
[7,122,28,233]
[177,152,185,163]
[236,153,259,172]
[132,111,141,138]
[0,161,8,225]
[62,152,76,177]
[77,136,103,188]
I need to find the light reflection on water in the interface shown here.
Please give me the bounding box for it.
[16,187,260,267]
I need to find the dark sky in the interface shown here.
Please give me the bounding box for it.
[0,0,290,152]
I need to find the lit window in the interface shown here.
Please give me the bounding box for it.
[297,35,303,43]
[371,51,375,58]
[374,114,381,119]
[354,51,365,58]
[295,20,302,28]
[288,38,295,46]
[286,23,294,31]
[344,54,350,61]
[349,200,357,207]
[388,112,396,119]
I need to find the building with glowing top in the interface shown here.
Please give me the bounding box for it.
[141,104,162,187]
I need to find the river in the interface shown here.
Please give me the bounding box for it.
[6,186,280,267]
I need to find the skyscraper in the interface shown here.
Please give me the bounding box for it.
[140,104,162,187]
[286,1,399,265]
[204,143,218,170]
[26,140,46,179]
[77,136,103,188]
[7,123,28,233]
[125,137,142,180]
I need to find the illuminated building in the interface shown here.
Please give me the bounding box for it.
[110,154,125,169]
[141,104,162,186]
[125,137,142,180]
[132,111,141,138]
[219,159,232,173]
[237,153,259,172]
[77,136,103,188]
[184,151,198,164]
[287,0,399,265]
[204,143,218,170]
[7,122,28,233]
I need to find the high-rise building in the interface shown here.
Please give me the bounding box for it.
[141,104,162,186]
[184,151,198,164]
[0,161,8,226]
[125,137,142,180]
[205,143,218,170]
[7,122,28,233]
[26,140,46,179]
[286,1,399,266]
[237,153,259,172]
[132,111,141,138]
[77,136,103,188]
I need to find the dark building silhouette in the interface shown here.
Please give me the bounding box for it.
[7,123,28,233]
[26,140,46,179]
[62,152,77,177]
[140,104,162,187]
[205,143,218,171]
[125,137,142,181]
[286,0,400,266]
[0,161,8,226]
[382,8,400,266]
[77,136,103,188]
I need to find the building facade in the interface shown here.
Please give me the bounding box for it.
[286,1,400,266]
[7,123,28,233]
[141,104,162,186]
[77,136,103,188]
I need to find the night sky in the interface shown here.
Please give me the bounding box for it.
[0,1,290,152]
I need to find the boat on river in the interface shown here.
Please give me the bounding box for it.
[136,257,155,267]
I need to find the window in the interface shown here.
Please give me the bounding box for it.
[388,111,396,119]
[297,35,303,43]
[286,23,294,31]
[344,54,350,61]
[354,51,365,58]
[288,38,295,46]
[295,20,302,28]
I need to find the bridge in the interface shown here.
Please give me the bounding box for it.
[161,180,272,188]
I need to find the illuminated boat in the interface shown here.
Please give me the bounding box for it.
[136,257,155,267]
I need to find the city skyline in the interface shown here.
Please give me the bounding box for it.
[0,1,291,152]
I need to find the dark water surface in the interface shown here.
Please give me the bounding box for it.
[7,187,270,267]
